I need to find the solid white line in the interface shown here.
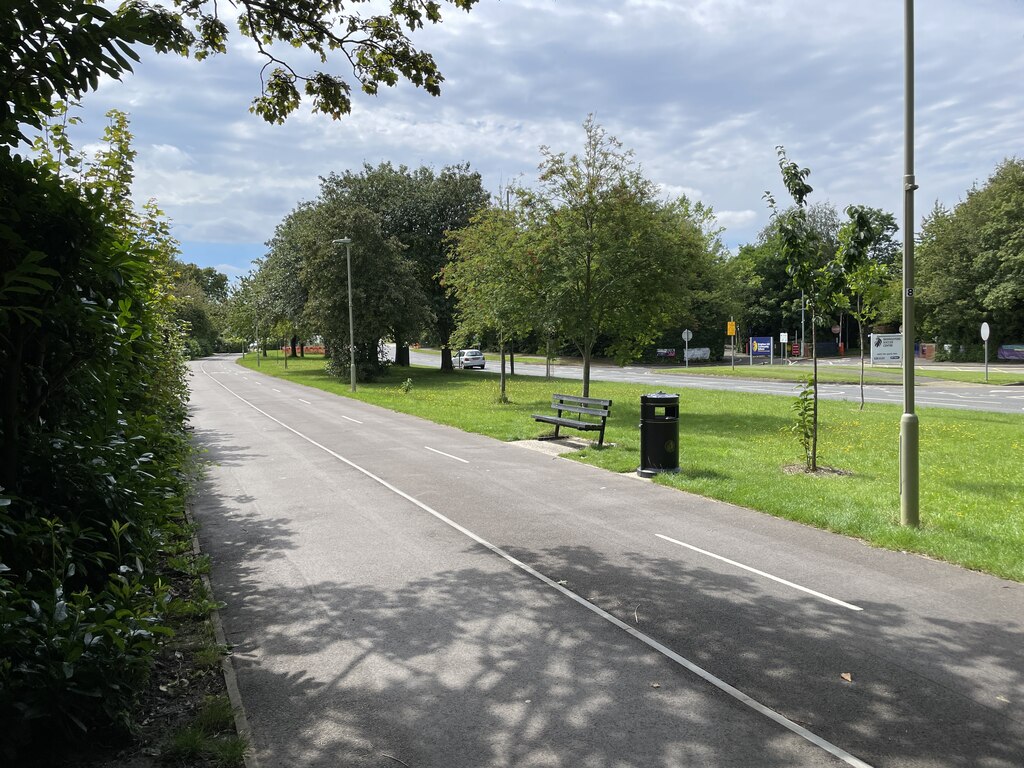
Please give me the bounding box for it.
[199,364,873,768]
[656,534,862,612]
[425,446,469,464]
[341,415,363,424]
[298,398,312,405]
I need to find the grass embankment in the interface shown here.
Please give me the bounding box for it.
[239,352,1024,582]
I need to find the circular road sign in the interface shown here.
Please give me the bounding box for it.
[981,322,991,341]
[681,329,693,342]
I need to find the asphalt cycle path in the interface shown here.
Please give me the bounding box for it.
[189,356,1024,767]
[421,349,1024,415]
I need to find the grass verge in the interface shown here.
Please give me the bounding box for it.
[239,352,1024,582]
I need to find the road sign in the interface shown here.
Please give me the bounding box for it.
[727,321,736,336]
[779,332,789,343]
[681,329,693,342]
[982,322,991,382]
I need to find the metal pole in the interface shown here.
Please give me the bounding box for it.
[801,292,806,358]
[345,242,356,393]
[985,340,989,383]
[332,238,357,392]
[900,0,920,527]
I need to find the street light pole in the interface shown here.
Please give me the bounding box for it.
[332,238,357,393]
[900,0,920,527]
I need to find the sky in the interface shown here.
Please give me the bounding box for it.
[67,0,1024,281]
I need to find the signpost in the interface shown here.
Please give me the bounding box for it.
[749,336,773,366]
[682,329,693,368]
[780,332,789,362]
[728,320,736,370]
[870,333,903,364]
[981,322,991,383]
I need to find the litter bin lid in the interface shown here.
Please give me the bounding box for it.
[641,391,679,404]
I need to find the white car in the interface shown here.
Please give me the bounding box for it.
[454,349,486,369]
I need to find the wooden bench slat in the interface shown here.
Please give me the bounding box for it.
[549,403,610,418]
[532,414,602,431]
[552,394,612,407]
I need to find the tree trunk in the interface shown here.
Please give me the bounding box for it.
[509,339,515,376]
[441,347,453,371]
[582,348,592,398]
[545,337,552,380]
[290,335,298,358]
[499,336,508,402]
[811,320,818,472]
[300,343,305,357]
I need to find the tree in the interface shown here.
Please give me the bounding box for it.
[4,0,482,147]
[917,158,1024,350]
[445,204,546,401]
[1,111,193,750]
[300,205,428,381]
[768,147,847,472]
[529,116,704,396]
[319,162,489,369]
[838,206,898,408]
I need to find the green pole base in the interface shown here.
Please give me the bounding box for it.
[900,413,920,527]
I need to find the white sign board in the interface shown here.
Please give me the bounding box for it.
[779,332,789,343]
[981,322,990,341]
[681,329,693,342]
[870,333,902,363]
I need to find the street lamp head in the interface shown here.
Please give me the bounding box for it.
[332,237,351,245]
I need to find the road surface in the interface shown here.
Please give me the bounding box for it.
[189,356,1024,767]
[414,349,1024,414]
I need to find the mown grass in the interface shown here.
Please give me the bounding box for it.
[410,347,1024,385]
[238,352,1024,582]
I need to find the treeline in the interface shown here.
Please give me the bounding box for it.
[0,111,197,761]
[234,117,733,395]
[725,157,1024,362]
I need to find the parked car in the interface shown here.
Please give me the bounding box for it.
[454,349,486,369]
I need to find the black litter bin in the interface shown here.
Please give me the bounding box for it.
[637,392,679,477]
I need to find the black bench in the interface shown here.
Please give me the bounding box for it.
[532,394,613,447]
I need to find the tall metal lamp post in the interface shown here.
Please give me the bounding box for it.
[332,238,357,393]
[900,0,920,527]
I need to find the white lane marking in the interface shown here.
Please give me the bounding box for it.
[656,534,863,612]
[298,398,312,405]
[425,446,469,464]
[341,415,363,424]
[272,388,282,393]
[199,364,873,768]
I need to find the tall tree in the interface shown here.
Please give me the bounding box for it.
[320,162,489,369]
[300,205,428,381]
[445,203,547,401]
[529,116,703,396]
[917,158,1024,348]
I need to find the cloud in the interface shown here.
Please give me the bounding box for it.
[63,0,1024,275]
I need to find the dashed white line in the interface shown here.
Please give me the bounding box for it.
[655,534,863,612]
[425,446,469,464]
[199,363,873,768]
[272,388,282,393]
[298,398,312,405]
[341,415,363,424]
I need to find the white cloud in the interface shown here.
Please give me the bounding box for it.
[62,0,1024,275]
